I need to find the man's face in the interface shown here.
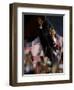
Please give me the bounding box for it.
[51,29,56,37]
[37,17,43,25]
[49,28,56,37]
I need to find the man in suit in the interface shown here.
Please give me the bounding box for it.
[36,16,54,63]
[48,27,63,73]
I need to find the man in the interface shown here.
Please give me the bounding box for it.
[49,27,63,73]
[36,16,54,64]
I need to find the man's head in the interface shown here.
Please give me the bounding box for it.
[37,17,43,25]
[37,16,45,26]
[48,27,56,36]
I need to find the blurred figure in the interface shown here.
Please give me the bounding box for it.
[24,52,34,74]
[49,27,63,73]
[36,17,54,63]
[24,37,44,72]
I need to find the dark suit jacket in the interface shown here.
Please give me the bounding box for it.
[36,28,54,59]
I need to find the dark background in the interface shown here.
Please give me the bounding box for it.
[23,15,63,40]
